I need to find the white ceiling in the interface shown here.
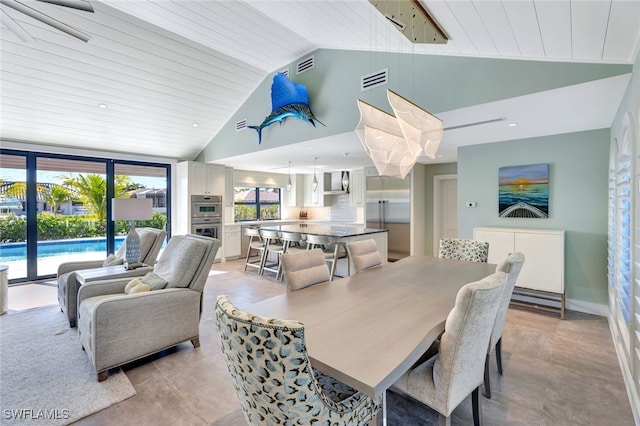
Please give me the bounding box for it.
[1,0,639,175]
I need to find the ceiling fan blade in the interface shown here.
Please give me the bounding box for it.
[0,0,91,41]
[35,0,93,13]
[0,7,35,41]
[443,117,506,131]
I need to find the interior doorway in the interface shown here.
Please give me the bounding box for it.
[433,174,458,255]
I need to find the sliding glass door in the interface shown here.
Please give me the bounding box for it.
[0,149,171,283]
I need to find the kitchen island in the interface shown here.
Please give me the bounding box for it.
[256,223,388,276]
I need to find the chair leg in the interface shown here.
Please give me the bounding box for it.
[483,353,491,399]
[191,337,200,348]
[438,414,452,426]
[496,338,503,375]
[97,371,108,382]
[472,386,482,426]
[69,318,76,328]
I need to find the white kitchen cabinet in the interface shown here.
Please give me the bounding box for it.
[224,225,242,260]
[349,168,364,206]
[224,167,234,207]
[473,227,565,316]
[303,174,324,206]
[286,175,304,207]
[187,161,224,196]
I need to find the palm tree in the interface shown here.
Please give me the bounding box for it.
[45,185,73,214]
[63,174,132,221]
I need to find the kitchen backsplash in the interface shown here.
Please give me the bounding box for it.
[329,194,357,222]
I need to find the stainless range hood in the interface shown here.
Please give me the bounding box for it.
[324,172,350,195]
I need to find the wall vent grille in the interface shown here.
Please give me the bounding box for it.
[361,68,388,91]
[297,56,315,74]
[236,119,247,131]
[279,68,289,78]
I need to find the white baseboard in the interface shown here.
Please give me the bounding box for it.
[565,298,608,316]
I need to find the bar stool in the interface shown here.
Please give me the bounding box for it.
[243,228,264,272]
[305,234,348,281]
[259,229,284,278]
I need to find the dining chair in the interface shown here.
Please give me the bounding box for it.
[346,239,382,273]
[438,238,489,263]
[281,248,331,292]
[484,252,525,398]
[392,271,508,426]
[214,295,382,425]
[243,227,264,272]
[305,234,348,280]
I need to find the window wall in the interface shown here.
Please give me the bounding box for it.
[233,187,281,221]
[0,149,170,282]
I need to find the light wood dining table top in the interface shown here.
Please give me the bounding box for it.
[246,255,497,398]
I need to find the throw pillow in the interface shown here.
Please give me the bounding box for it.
[124,278,143,294]
[128,283,151,294]
[103,253,124,267]
[140,271,168,291]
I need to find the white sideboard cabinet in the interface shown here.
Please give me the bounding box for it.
[473,227,565,317]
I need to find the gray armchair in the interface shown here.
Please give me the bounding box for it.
[77,234,220,381]
[57,227,166,327]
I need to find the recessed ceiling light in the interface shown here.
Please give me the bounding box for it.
[508,123,518,127]
[98,103,108,109]
[192,123,199,127]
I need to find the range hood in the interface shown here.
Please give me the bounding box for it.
[324,171,350,195]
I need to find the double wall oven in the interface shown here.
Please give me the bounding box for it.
[191,195,222,239]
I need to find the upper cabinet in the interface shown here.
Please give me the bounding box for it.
[286,175,304,207]
[188,162,224,196]
[349,169,364,206]
[224,167,234,207]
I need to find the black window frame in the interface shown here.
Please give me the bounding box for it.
[233,186,282,222]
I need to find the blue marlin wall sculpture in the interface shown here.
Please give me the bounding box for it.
[248,73,324,144]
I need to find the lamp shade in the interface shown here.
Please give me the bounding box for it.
[112,198,153,221]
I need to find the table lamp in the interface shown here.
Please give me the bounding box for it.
[112,198,153,265]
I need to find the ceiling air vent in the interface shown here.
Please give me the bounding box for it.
[361,68,388,91]
[297,56,315,74]
[236,119,247,132]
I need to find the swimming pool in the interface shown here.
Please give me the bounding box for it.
[0,237,126,262]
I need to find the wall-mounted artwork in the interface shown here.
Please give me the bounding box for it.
[498,163,549,218]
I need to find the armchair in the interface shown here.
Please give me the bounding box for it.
[57,227,166,327]
[77,234,220,381]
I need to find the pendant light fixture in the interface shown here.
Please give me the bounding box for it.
[286,161,292,192]
[341,153,350,191]
[312,157,318,192]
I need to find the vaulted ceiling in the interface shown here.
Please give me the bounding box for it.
[1,0,639,173]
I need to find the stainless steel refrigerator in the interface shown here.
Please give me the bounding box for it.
[366,175,411,261]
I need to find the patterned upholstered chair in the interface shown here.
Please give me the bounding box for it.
[484,252,525,398]
[215,295,382,425]
[57,227,166,327]
[438,238,489,263]
[392,271,508,426]
[346,239,383,273]
[281,248,331,292]
[77,235,220,381]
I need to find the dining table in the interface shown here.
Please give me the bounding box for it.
[245,255,497,401]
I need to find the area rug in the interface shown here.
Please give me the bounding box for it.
[0,306,136,425]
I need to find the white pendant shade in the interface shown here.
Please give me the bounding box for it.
[355,90,443,179]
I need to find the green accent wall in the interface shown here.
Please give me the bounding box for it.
[197,49,630,162]
[457,129,610,305]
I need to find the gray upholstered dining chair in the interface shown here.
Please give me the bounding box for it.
[346,239,382,273]
[77,234,220,381]
[438,238,489,262]
[57,227,166,327]
[281,248,331,292]
[392,271,508,426]
[214,295,382,425]
[484,252,525,398]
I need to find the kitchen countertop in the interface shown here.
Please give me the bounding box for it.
[257,223,387,238]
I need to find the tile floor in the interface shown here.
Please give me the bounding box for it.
[7,259,636,425]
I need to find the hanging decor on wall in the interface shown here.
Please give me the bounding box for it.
[248,72,324,144]
[355,89,443,179]
[498,163,549,218]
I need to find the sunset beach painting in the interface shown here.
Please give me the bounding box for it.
[498,164,549,218]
